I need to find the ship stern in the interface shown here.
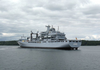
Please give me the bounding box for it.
[68,40,82,50]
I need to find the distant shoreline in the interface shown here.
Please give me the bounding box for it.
[0,40,100,46]
[0,41,18,45]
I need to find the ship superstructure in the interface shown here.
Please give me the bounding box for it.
[18,25,81,50]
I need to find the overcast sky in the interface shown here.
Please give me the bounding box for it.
[0,0,100,41]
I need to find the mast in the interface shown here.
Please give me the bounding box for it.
[46,25,50,33]
[30,31,33,41]
[45,25,50,41]
[58,26,59,31]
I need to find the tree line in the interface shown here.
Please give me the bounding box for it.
[0,40,100,46]
[0,41,18,45]
[82,40,100,46]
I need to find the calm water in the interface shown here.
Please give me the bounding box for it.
[0,46,100,70]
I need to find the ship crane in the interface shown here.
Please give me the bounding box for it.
[30,31,39,41]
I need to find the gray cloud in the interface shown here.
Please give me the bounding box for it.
[0,0,100,41]
[82,5,100,15]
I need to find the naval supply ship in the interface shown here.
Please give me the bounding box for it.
[18,25,81,50]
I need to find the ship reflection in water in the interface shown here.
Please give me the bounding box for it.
[0,46,100,70]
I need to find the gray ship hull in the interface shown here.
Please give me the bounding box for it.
[18,40,81,49]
